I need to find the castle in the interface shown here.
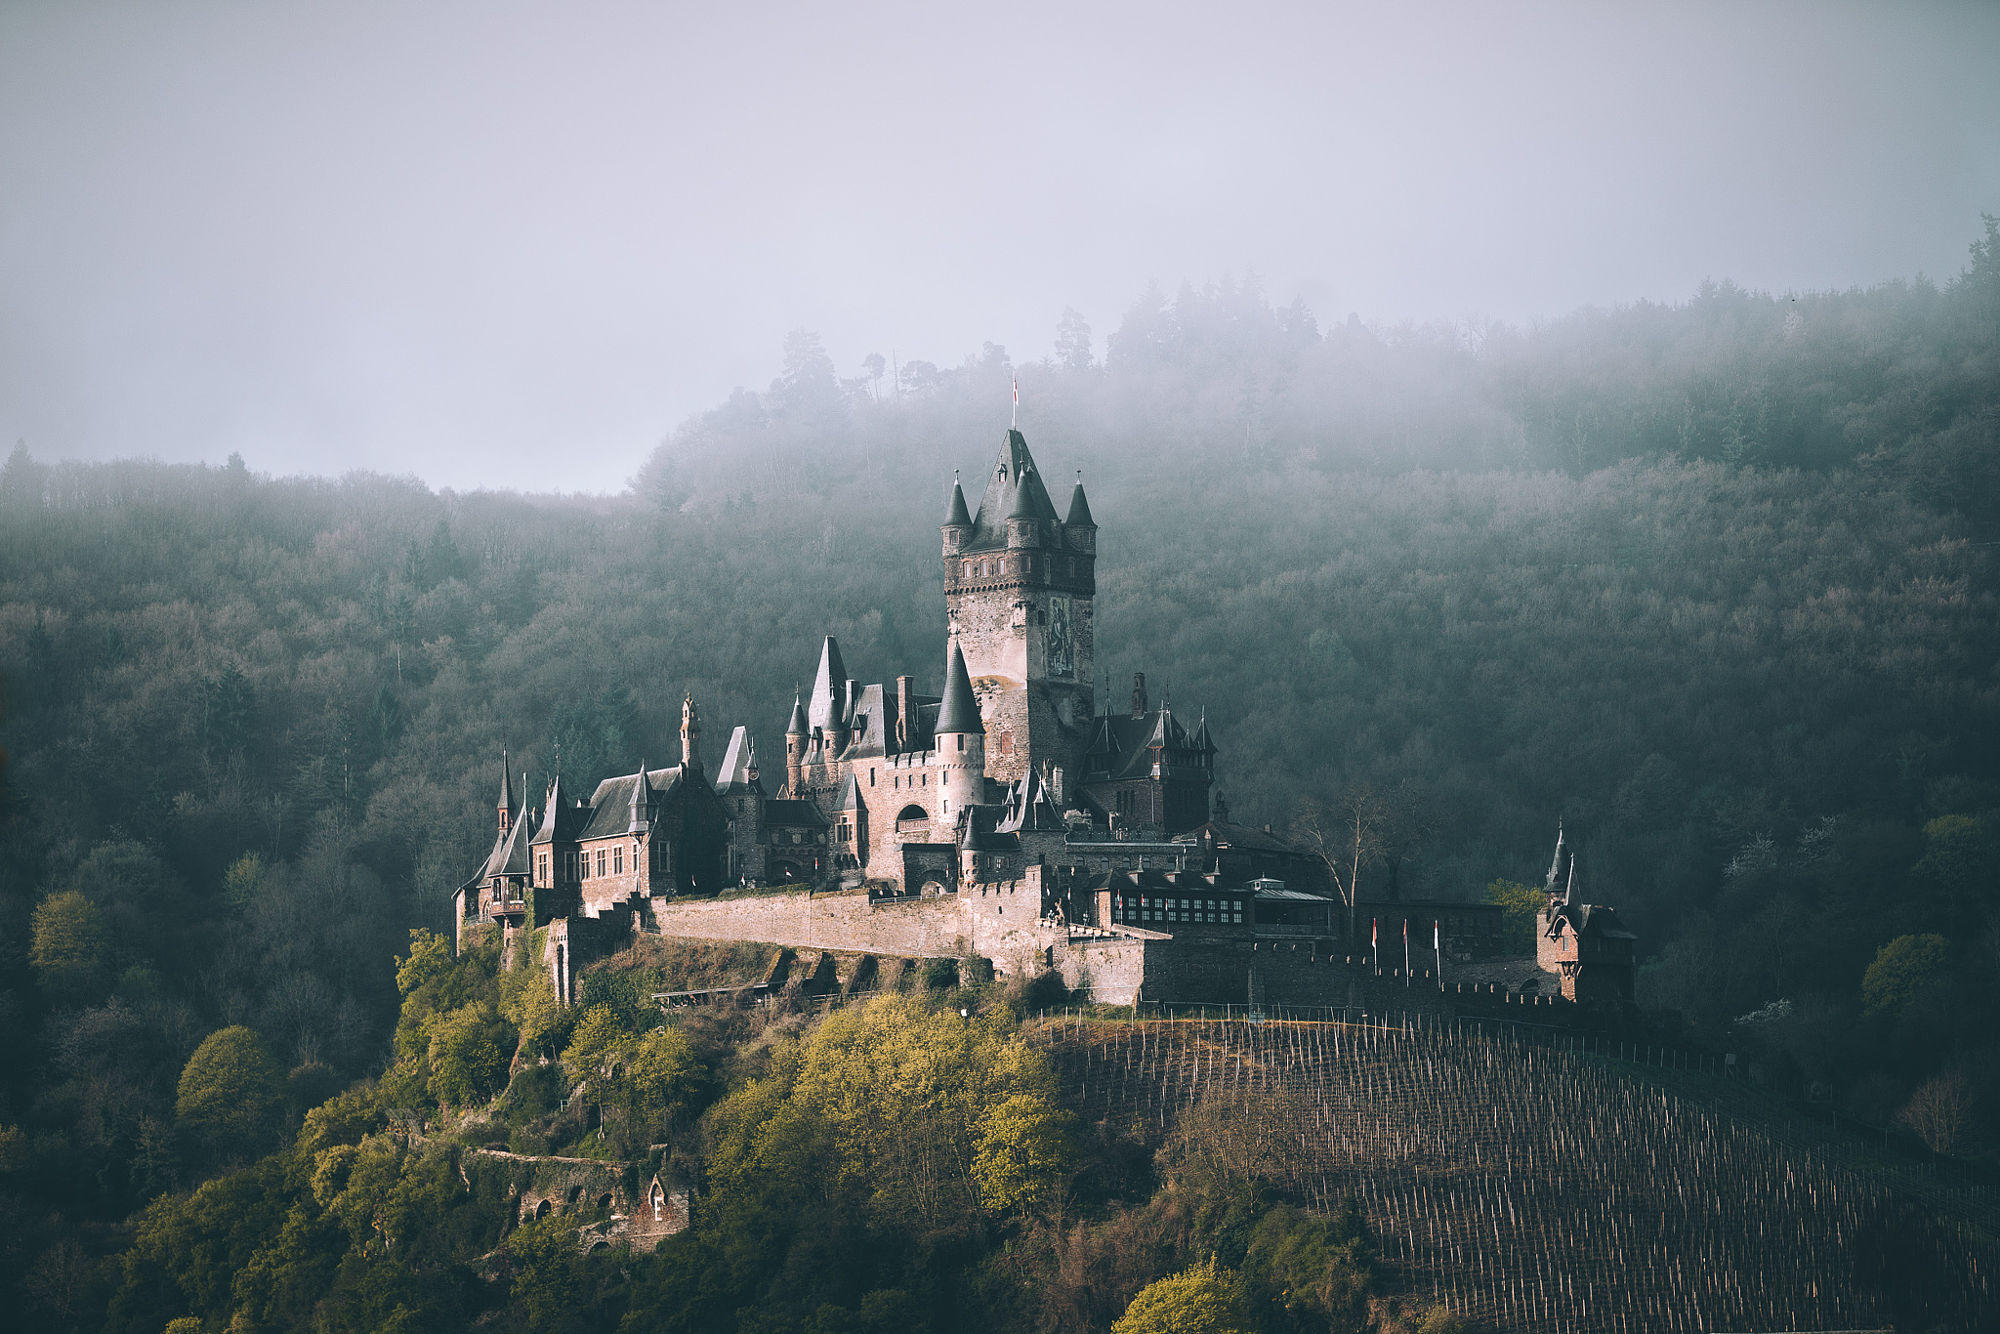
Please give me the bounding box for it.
[454,425,1627,1011]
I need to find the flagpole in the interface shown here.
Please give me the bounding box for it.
[1402,918,1410,988]
[1435,919,1444,991]
[1371,918,1379,977]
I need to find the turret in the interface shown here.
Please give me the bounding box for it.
[785,690,809,796]
[1065,472,1096,554]
[1006,463,1042,550]
[935,640,985,817]
[943,473,973,556]
[680,694,702,773]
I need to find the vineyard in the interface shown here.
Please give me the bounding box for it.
[1036,1016,1999,1333]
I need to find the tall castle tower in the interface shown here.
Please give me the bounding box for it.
[942,429,1097,786]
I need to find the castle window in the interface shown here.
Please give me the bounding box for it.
[596,849,606,877]
[613,847,624,875]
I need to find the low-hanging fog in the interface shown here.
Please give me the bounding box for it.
[3,0,1997,491]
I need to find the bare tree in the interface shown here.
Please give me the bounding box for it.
[1290,785,1388,945]
[1898,1072,1973,1155]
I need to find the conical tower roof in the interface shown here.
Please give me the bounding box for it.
[807,636,848,732]
[786,690,809,736]
[498,750,517,816]
[945,476,972,527]
[936,640,981,734]
[1066,473,1095,527]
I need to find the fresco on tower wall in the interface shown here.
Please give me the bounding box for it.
[1047,593,1073,677]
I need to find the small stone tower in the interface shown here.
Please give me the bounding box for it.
[680,694,702,774]
[935,639,986,819]
[784,691,809,797]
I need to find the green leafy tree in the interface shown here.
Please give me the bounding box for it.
[1112,1258,1256,1334]
[1860,933,1952,1017]
[175,1026,284,1149]
[425,1004,512,1108]
[30,889,109,992]
[972,1092,1078,1215]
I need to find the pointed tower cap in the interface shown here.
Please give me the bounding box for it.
[1066,471,1095,527]
[498,750,518,812]
[786,689,810,736]
[945,475,972,527]
[936,640,981,734]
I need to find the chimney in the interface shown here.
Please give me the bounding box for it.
[895,675,917,751]
[1131,671,1148,718]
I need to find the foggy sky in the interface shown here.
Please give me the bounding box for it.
[3,0,1997,494]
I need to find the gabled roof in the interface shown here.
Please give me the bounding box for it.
[965,429,1060,551]
[832,771,863,813]
[996,767,1064,834]
[1081,706,1200,781]
[936,641,981,735]
[580,766,687,842]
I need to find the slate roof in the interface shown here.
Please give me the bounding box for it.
[1175,820,1311,857]
[481,814,532,879]
[763,799,827,828]
[1082,706,1199,781]
[579,766,688,842]
[965,429,1061,552]
[807,636,848,733]
[714,726,762,794]
[995,767,1064,833]
[936,641,981,735]
[1065,477,1095,527]
[945,479,972,527]
[530,775,592,845]
[958,805,1019,852]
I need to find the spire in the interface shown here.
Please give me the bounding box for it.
[533,773,564,841]
[1193,706,1215,754]
[628,760,651,832]
[498,750,517,812]
[1066,470,1095,527]
[945,474,972,527]
[1563,855,1579,908]
[786,689,809,736]
[807,636,848,732]
[1545,822,1567,893]
[936,640,981,735]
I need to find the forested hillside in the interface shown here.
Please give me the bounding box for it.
[1,222,1998,1329]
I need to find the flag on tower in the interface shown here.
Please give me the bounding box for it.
[1011,374,1019,427]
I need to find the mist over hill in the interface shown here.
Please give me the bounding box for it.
[2,225,1999,1328]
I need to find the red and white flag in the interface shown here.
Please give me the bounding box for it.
[1371,918,1378,948]
[1011,374,1020,426]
